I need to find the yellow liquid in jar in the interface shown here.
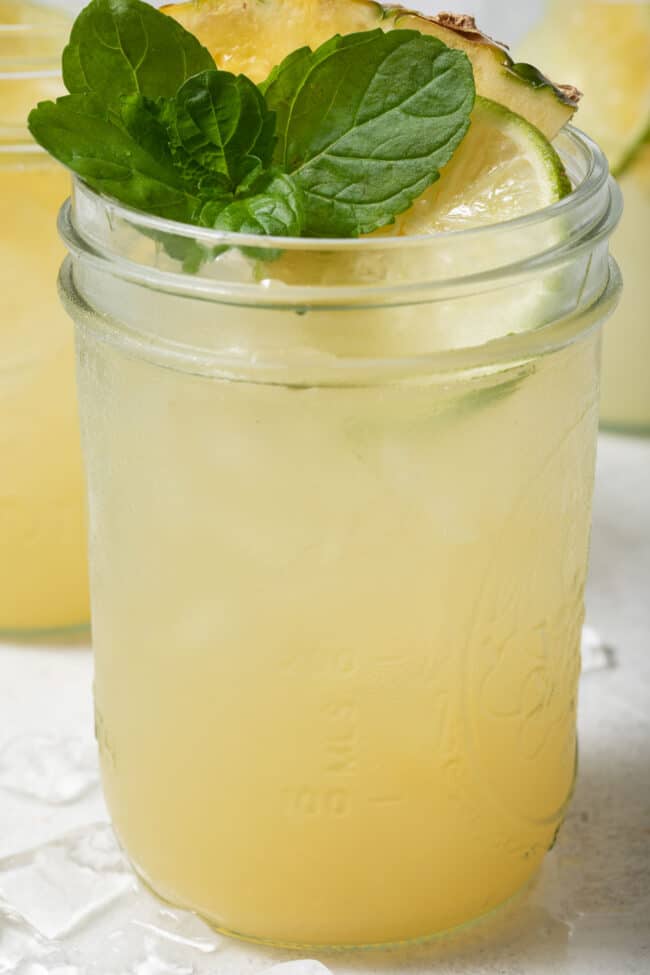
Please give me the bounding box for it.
[0,156,89,631]
[0,0,88,631]
[600,142,650,432]
[83,318,598,946]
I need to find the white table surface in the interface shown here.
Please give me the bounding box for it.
[1,432,648,975]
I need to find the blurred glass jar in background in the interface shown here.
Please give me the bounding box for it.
[0,0,89,634]
[518,0,650,434]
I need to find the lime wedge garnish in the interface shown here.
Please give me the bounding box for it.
[379,96,571,236]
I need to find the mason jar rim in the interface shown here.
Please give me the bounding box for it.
[59,126,622,309]
[60,254,622,386]
[64,125,612,256]
[58,122,623,384]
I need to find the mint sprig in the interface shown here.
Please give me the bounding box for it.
[28,0,475,240]
[264,30,475,236]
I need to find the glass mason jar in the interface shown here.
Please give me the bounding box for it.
[59,126,621,948]
[0,0,89,634]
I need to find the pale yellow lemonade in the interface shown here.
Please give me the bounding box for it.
[77,256,605,945]
[599,143,650,431]
[0,0,89,631]
[519,0,650,432]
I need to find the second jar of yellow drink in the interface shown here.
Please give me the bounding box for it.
[0,0,89,633]
[519,0,650,434]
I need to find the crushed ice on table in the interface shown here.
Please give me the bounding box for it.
[131,910,221,954]
[7,963,83,975]
[0,900,71,974]
[96,907,222,973]
[0,820,334,975]
[580,625,618,675]
[0,824,135,939]
[0,823,228,974]
[261,964,333,975]
[101,933,211,975]
[0,736,99,804]
[117,936,194,975]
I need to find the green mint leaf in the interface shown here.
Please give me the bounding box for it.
[260,46,313,166]
[234,156,266,195]
[32,0,477,246]
[173,70,276,183]
[62,0,215,112]
[119,94,176,168]
[28,93,199,222]
[263,29,475,236]
[201,171,303,237]
[120,94,231,219]
[148,96,215,192]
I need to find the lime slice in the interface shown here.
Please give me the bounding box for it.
[369,98,573,351]
[379,96,571,236]
[247,97,573,360]
[518,0,650,174]
[265,96,571,284]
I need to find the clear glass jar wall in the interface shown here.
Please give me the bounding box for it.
[59,127,621,947]
[0,0,89,634]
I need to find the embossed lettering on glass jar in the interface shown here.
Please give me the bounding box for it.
[59,126,621,949]
[0,1,89,633]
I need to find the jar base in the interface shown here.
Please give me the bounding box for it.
[131,855,541,952]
